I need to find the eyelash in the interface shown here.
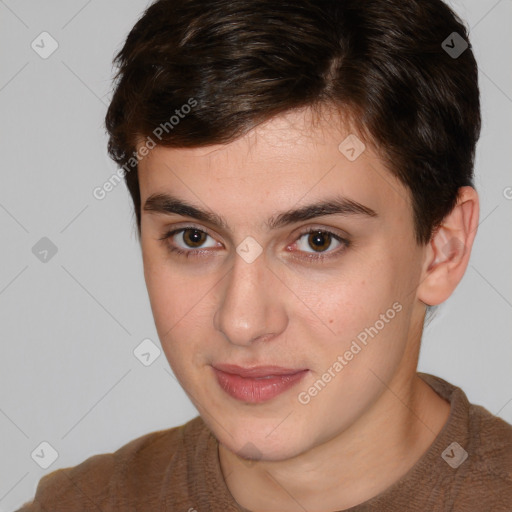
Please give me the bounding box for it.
[157,226,350,263]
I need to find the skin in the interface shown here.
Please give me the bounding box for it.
[138,107,479,511]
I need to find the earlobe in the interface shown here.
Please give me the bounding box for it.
[417,186,479,306]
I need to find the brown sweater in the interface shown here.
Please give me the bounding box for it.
[17,373,512,511]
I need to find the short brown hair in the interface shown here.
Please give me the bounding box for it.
[105,0,481,243]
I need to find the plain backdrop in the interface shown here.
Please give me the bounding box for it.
[0,0,511,510]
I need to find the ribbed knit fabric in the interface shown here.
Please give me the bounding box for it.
[16,373,512,511]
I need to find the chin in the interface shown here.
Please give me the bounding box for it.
[218,427,306,462]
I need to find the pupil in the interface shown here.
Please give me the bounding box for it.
[309,231,330,252]
[185,229,204,247]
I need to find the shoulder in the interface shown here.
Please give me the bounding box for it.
[453,401,512,510]
[466,403,512,481]
[418,373,512,510]
[16,416,204,511]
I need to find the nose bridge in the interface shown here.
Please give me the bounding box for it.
[213,252,287,346]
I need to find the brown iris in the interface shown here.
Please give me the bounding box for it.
[308,231,332,252]
[182,229,207,248]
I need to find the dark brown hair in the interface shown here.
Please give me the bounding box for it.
[105,0,480,243]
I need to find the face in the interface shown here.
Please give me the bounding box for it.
[138,108,427,461]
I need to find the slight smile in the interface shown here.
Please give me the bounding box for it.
[212,364,310,404]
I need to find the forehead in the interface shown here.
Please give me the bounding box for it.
[137,108,412,227]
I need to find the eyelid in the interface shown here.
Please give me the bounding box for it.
[292,223,350,240]
[159,221,349,241]
[158,222,217,241]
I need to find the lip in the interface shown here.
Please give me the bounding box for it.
[213,363,307,378]
[212,364,309,403]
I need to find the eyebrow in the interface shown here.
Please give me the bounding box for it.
[143,192,377,231]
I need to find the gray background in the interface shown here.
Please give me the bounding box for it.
[0,0,510,510]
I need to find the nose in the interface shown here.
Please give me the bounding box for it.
[213,253,288,347]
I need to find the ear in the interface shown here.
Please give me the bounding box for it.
[417,186,479,306]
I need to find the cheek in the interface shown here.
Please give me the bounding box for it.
[142,251,217,373]
[146,269,203,340]
[142,240,190,317]
[294,258,410,369]
[291,267,389,338]
[142,247,184,339]
[295,285,410,419]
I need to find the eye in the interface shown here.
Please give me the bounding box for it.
[158,225,350,262]
[173,228,217,250]
[158,226,218,258]
[293,229,348,258]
